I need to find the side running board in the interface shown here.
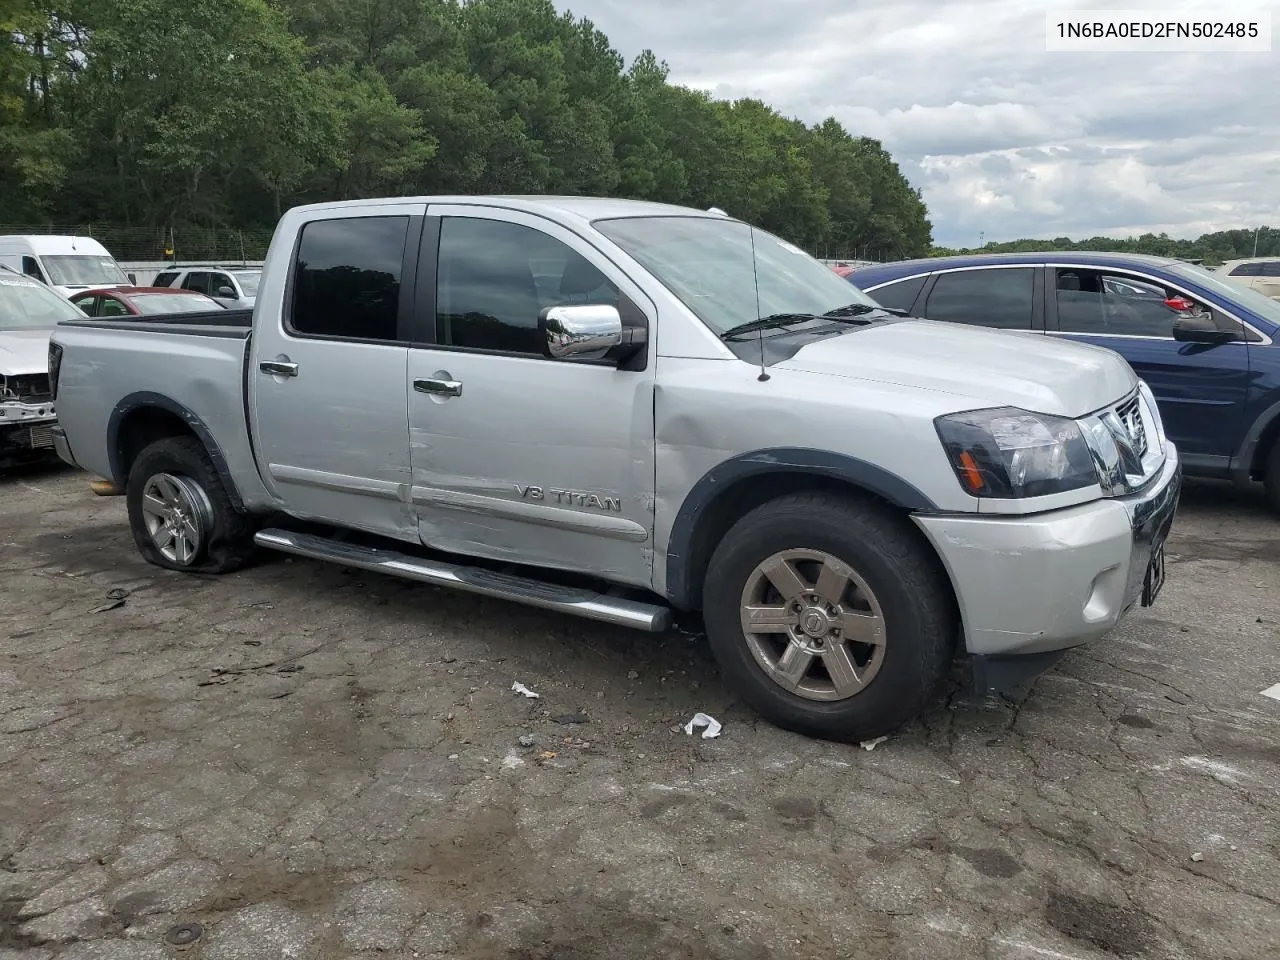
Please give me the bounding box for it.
[253,528,673,633]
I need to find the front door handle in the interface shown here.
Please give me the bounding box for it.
[260,360,299,378]
[414,378,463,397]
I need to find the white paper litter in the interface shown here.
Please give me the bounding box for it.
[683,712,722,739]
[1260,683,1280,702]
[511,681,540,699]
[860,736,889,751]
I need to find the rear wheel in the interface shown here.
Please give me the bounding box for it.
[126,436,256,573]
[701,492,956,741]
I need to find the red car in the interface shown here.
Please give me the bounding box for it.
[68,286,226,318]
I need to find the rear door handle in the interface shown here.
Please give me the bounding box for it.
[260,361,299,378]
[414,378,463,397]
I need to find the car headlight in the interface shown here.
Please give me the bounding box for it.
[1137,380,1165,451]
[935,407,1099,499]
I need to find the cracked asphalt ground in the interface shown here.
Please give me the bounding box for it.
[1,463,1278,960]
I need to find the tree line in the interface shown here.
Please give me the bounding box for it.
[934,226,1279,266]
[0,0,933,260]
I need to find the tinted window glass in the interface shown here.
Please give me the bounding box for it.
[21,256,46,282]
[153,271,178,287]
[1056,270,1183,337]
[869,275,927,312]
[1228,262,1261,277]
[437,217,619,354]
[181,272,210,293]
[99,296,130,317]
[1260,261,1280,277]
[70,294,96,315]
[924,268,1034,329]
[291,216,407,341]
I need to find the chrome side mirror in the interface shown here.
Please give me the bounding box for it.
[538,304,623,360]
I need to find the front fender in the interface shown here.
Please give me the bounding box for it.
[663,446,938,609]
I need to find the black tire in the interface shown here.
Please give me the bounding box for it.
[701,492,956,742]
[1265,439,1280,515]
[125,436,257,573]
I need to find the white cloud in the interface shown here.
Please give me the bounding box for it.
[560,0,1280,245]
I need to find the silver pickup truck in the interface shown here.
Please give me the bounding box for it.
[48,197,1181,740]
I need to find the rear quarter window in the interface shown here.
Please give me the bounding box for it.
[153,272,179,287]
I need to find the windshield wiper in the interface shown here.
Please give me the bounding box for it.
[720,313,824,339]
[824,302,910,318]
[721,304,902,341]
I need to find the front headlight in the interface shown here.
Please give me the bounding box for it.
[935,407,1098,499]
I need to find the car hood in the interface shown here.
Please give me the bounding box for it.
[778,319,1137,418]
[0,329,52,376]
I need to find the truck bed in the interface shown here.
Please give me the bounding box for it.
[52,311,271,508]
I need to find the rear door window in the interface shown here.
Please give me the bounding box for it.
[181,272,211,294]
[98,295,131,317]
[923,268,1035,329]
[289,215,409,341]
[153,271,179,287]
[868,275,927,313]
[1228,263,1261,277]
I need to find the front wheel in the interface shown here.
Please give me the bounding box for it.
[126,436,256,573]
[701,493,957,741]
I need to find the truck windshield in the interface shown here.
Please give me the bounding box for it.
[592,215,881,336]
[0,275,85,329]
[41,255,129,287]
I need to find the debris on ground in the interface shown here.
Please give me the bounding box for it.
[553,712,589,725]
[860,736,890,751]
[536,750,557,764]
[518,734,535,747]
[511,681,540,698]
[1191,852,1205,862]
[90,587,131,613]
[683,712,722,739]
[627,670,640,680]
[501,750,525,769]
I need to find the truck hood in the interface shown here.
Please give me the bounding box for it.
[778,319,1137,418]
[0,329,52,376]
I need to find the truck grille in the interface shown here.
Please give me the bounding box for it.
[1,373,52,402]
[29,425,55,450]
[1114,394,1148,461]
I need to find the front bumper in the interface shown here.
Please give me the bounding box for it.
[0,400,58,458]
[914,444,1182,666]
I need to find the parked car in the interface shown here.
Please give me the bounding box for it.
[0,235,132,298]
[48,198,1180,740]
[151,265,260,309]
[0,265,84,465]
[1215,258,1280,301]
[847,252,1280,511]
[69,286,226,318]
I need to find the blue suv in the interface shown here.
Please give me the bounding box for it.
[847,253,1280,511]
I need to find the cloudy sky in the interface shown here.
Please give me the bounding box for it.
[559,0,1278,246]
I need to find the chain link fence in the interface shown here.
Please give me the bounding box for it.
[0,224,274,263]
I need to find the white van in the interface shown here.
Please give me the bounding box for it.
[0,235,131,299]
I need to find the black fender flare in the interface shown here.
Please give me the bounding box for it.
[663,447,939,609]
[1232,396,1280,485]
[107,391,245,512]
